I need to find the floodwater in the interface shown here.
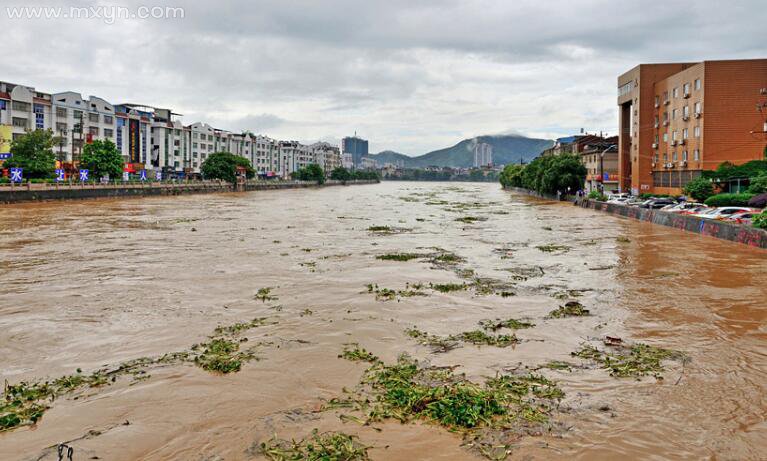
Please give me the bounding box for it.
[0,181,765,461]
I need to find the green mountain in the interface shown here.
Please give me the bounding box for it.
[369,135,554,168]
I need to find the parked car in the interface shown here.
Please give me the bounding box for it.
[661,202,707,213]
[721,211,760,225]
[607,193,631,200]
[639,198,677,209]
[607,197,631,204]
[692,207,754,219]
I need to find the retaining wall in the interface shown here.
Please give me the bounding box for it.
[0,179,378,205]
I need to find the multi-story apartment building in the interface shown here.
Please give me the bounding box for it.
[341,135,368,168]
[151,108,190,174]
[0,81,52,146]
[189,122,216,172]
[114,103,153,169]
[472,142,493,167]
[310,142,342,174]
[50,92,117,162]
[253,135,279,176]
[618,59,767,195]
[579,137,619,193]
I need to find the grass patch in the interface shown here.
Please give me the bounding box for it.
[479,318,535,332]
[541,361,573,371]
[572,343,683,379]
[405,328,460,353]
[454,330,518,347]
[366,283,428,301]
[259,429,371,461]
[616,236,631,243]
[548,301,590,318]
[213,317,269,336]
[455,216,487,224]
[367,225,411,235]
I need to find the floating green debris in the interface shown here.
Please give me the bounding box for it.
[367,225,411,235]
[536,244,571,253]
[453,330,518,347]
[339,344,380,363]
[300,308,314,317]
[572,343,683,379]
[470,278,516,296]
[328,355,563,458]
[192,338,256,374]
[366,283,428,301]
[616,236,631,243]
[430,252,465,266]
[455,216,487,224]
[542,226,553,231]
[479,318,535,332]
[405,328,460,353]
[548,301,590,318]
[255,287,278,302]
[430,282,468,293]
[213,317,269,336]
[259,429,371,461]
[375,253,425,261]
[541,361,573,371]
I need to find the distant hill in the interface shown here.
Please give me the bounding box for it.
[368,134,554,168]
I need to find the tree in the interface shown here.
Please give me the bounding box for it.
[292,163,325,184]
[200,152,255,183]
[80,139,124,180]
[747,173,767,194]
[539,154,587,195]
[683,177,714,202]
[499,164,525,188]
[4,129,56,178]
[330,166,352,181]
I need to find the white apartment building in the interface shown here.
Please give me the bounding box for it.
[151,107,190,173]
[50,92,117,162]
[114,103,153,168]
[253,135,279,176]
[473,142,493,167]
[189,122,215,172]
[310,142,342,174]
[0,80,52,144]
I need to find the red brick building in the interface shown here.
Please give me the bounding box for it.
[617,59,767,195]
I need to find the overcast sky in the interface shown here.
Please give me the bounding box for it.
[2,0,764,155]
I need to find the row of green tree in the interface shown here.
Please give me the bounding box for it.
[1,129,124,179]
[683,159,767,207]
[498,154,586,195]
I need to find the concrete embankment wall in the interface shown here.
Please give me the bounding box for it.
[504,186,767,249]
[0,179,378,205]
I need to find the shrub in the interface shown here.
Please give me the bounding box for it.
[747,174,767,194]
[200,152,255,183]
[291,163,325,184]
[587,190,607,201]
[753,211,767,229]
[748,193,767,209]
[3,129,56,178]
[683,177,714,202]
[81,139,124,180]
[499,164,525,188]
[704,193,755,207]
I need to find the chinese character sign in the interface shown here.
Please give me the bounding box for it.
[79,169,89,181]
[10,167,22,182]
[139,170,147,181]
[55,169,65,182]
[155,170,162,181]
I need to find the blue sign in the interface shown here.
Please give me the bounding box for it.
[55,169,65,182]
[0,153,11,160]
[10,167,22,182]
[603,172,609,181]
[155,170,162,181]
[79,169,89,181]
[139,170,147,181]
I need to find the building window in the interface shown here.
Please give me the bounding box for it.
[104,128,113,138]
[73,110,83,120]
[694,101,702,114]
[672,151,678,162]
[88,113,99,123]
[103,115,113,124]
[0,100,6,110]
[56,107,67,118]
[663,132,668,142]
[683,83,690,95]
[33,104,44,129]
[683,106,689,118]
[193,132,198,139]
[12,101,31,112]
[682,150,688,161]
[56,122,67,132]
[694,126,700,137]
[654,153,659,163]
[663,153,668,162]
[694,149,700,161]
[12,117,27,127]
[694,79,701,90]
[672,87,679,98]
[683,128,688,139]
[671,130,677,141]
[672,109,677,119]
[89,126,99,136]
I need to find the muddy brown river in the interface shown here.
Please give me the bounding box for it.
[1,181,765,460]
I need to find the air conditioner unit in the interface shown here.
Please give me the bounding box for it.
[654,122,659,128]
[671,140,677,146]
[664,99,670,105]
[654,102,660,108]
[683,92,691,98]
[652,143,658,148]
[680,161,687,167]
[679,139,686,145]
[651,162,656,168]
[663,120,669,126]
[694,112,701,118]
[682,116,690,121]
[668,162,675,168]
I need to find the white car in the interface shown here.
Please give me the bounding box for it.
[661,202,706,213]
[692,207,754,219]
[607,197,631,204]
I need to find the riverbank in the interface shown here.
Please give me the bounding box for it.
[0,179,378,204]
[503,186,767,249]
